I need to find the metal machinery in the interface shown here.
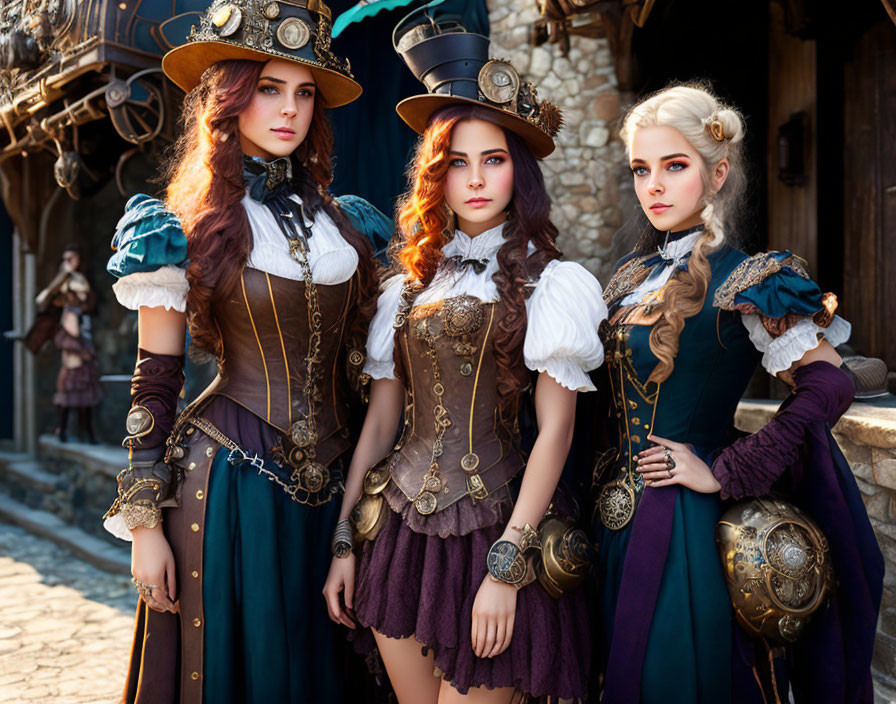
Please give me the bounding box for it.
[0,1,205,200]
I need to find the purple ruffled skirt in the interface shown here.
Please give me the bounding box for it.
[354,505,590,700]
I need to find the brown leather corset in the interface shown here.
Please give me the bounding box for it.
[211,267,355,467]
[390,295,526,515]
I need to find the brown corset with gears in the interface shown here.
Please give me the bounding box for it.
[389,294,526,516]
[209,267,357,470]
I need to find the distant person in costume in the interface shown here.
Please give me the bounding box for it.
[34,244,102,443]
[591,83,883,703]
[323,9,606,703]
[101,1,387,701]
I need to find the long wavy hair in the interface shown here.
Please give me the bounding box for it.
[163,59,377,360]
[617,82,747,383]
[391,105,561,414]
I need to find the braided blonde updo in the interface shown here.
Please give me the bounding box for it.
[618,83,747,383]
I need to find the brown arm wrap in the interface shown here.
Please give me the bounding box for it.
[105,349,185,529]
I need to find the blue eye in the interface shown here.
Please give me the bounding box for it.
[297,88,315,98]
[450,158,467,167]
[485,155,505,165]
[260,84,278,95]
[667,161,688,172]
[631,165,648,176]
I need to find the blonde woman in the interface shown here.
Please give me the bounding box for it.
[591,83,882,703]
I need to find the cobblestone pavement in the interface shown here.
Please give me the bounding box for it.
[0,521,135,703]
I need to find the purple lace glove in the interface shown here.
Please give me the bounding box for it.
[711,361,854,499]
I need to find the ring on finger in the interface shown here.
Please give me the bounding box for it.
[132,577,157,593]
[664,449,677,471]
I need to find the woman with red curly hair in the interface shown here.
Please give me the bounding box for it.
[101,2,384,702]
[323,16,606,704]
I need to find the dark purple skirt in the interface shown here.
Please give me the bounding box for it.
[354,505,590,699]
[54,361,103,407]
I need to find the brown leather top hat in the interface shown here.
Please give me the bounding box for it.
[393,3,562,158]
[162,0,361,108]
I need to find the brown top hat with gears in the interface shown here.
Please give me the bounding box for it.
[392,5,562,158]
[162,0,361,108]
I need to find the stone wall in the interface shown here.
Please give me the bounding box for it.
[736,400,896,698]
[487,0,632,283]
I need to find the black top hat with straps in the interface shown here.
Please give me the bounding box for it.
[393,3,562,157]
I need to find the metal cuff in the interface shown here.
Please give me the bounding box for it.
[331,518,353,558]
[486,539,528,586]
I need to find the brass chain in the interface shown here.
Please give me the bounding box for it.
[394,281,453,515]
[280,202,327,493]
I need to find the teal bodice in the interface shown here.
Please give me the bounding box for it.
[596,247,760,517]
[594,243,844,703]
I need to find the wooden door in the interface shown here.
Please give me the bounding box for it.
[841,17,896,368]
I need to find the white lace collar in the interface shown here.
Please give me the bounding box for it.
[442,223,507,260]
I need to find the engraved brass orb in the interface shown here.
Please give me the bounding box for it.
[716,497,833,643]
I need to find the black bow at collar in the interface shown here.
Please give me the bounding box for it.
[446,255,489,274]
[243,156,293,203]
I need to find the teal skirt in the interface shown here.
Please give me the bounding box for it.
[595,487,732,703]
[201,449,342,703]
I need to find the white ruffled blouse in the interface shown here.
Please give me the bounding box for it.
[364,224,607,392]
[620,231,851,376]
[110,193,360,311]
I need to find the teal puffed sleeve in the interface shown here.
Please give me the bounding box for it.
[108,194,190,312]
[108,194,187,278]
[714,250,850,374]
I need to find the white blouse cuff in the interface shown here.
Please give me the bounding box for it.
[742,313,851,375]
[363,358,396,380]
[531,358,597,392]
[103,513,133,542]
[112,265,188,312]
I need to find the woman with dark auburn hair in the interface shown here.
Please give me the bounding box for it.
[322,17,606,704]
[100,2,383,701]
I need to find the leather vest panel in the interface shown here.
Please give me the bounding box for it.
[390,295,526,513]
[212,267,353,466]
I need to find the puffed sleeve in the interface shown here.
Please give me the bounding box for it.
[524,259,607,392]
[363,273,405,380]
[108,194,189,312]
[714,250,851,375]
